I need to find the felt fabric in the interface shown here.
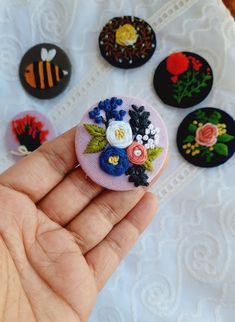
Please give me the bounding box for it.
[99,16,156,69]
[19,43,72,99]
[153,52,213,108]
[75,96,168,191]
[6,111,57,160]
[177,107,235,168]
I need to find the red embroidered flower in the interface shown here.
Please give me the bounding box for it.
[171,75,178,83]
[12,114,49,151]
[188,56,202,71]
[166,52,189,76]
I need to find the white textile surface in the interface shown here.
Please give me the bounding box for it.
[0,0,235,321]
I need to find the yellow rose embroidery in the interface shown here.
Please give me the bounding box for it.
[115,24,138,46]
[108,156,119,165]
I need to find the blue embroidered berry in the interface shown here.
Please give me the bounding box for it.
[111,110,119,118]
[116,98,123,106]
[120,110,126,117]
[94,116,103,124]
[93,107,100,115]
[98,101,105,109]
[89,111,96,119]
[100,146,129,176]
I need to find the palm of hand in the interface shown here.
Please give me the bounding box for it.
[0,128,157,322]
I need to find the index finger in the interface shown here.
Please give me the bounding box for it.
[0,128,78,202]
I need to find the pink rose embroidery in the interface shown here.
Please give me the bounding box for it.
[195,123,219,147]
[127,142,147,165]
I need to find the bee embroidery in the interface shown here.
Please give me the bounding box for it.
[24,48,69,90]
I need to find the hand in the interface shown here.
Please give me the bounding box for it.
[0,128,162,322]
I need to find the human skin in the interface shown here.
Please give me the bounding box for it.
[0,128,165,322]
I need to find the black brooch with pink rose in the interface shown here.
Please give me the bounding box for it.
[153,52,213,108]
[177,108,235,168]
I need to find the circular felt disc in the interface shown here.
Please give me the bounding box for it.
[19,43,72,99]
[99,16,156,69]
[75,96,168,191]
[177,107,235,168]
[6,110,57,160]
[153,52,213,108]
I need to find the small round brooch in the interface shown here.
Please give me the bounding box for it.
[75,96,168,191]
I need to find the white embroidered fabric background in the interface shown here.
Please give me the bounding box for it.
[0,0,235,321]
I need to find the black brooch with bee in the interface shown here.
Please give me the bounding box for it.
[19,43,72,99]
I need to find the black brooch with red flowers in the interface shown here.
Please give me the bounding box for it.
[153,52,213,108]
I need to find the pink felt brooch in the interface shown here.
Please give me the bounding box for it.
[75,96,168,191]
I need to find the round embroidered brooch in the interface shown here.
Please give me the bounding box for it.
[19,43,72,99]
[99,16,156,69]
[6,111,57,159]
[177,108,235,167]
[75,97,168,191]
[153,52,213,108]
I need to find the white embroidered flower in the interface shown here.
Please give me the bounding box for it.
[148,124,154,130]
[143,135,149,141]
[154,139,159,146]
[145,128,150,135]
[106,121,133,148]
[136,134,143,141]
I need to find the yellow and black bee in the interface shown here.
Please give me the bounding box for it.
[24,48,69,90]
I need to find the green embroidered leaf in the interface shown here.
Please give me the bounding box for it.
[183,135,195,143]
[83,124,106,137]
[84,137,108,153]
[147,147,164,161]
[211,111,222,120]
[208,118,219,124]
[217,134,234,143]
[188,124,197,133]
[143,160,154,172]
[214,143,228,157]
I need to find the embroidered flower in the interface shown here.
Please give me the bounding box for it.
[115,24,138,46]
[126,165,149,187]
[127,142,147,165]
[100,146,129,176]
[166,52,189,76]
[195,123,219,147]
[11,114,49,154]
[188,56,202,71]
[106,121,133,148]
[136,123,160,148]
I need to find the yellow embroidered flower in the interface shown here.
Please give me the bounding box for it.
[115,128,125,140]
[217,123,227,135]
[108,156,119,165]
[115,24,138,46]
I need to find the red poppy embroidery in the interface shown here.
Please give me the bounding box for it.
[12,114,49,152]
[166,52,189,76]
